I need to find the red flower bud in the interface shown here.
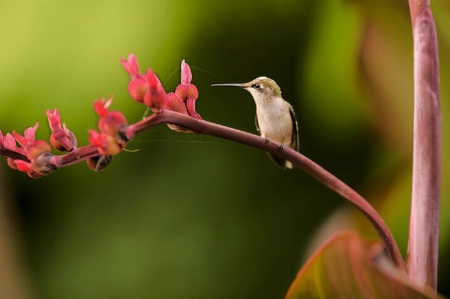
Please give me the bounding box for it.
[46,109,77,152]
[120,54,141,79]
[89,98,128,157]
[143,70,166,111]
[181,59,193,84]
[6,124,55,177]
[88,130,122,156]
[175,84,201,119]
[127,77,148,103]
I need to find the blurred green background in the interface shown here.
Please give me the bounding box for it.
[0,0,449,298]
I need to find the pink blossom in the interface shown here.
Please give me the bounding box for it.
[93,98,127,135]
[127,77,148,103]
[163,92,187,114]
[175,84,201,119]
[88,130,122,156]
[46,109,77,152]
[143,70,166,111]
[174,60,201,120]
[12,124,51,161]
[14,160,33,173]
[2,133,22,153]
[2,124,54,177]
[94,98,112,117]
[181,59,193,84]
[89,98,127,156]
[120,54,141,79]
[12,123,39,150]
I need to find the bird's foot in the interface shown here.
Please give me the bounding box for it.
[262,137,284,150]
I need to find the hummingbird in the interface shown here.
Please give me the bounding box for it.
[212,76,299,169]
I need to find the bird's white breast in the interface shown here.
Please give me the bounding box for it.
[255,96,293,146]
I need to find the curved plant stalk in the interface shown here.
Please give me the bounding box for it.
[408,0,441,292]
[0,55,405,271]
[5,106,404,269]
[127,109,405,270]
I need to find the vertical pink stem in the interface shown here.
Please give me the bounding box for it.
[408,4,441,292]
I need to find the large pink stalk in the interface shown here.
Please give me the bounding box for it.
[408,0,441,292]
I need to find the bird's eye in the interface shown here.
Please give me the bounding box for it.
[252,83,262,89]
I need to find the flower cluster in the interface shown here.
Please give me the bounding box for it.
[47,109,77,152]
[0,109,77,178]
[0,124,51,178]
[88,98,128,156]
[0,54,202,177]
[121,54,201,132]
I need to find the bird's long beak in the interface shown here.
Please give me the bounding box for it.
[211,83,245,88]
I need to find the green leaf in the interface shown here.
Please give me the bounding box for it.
[285,231,445,299]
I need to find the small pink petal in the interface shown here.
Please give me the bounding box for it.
[181,59,193,84]
[7,158,17,170]
[14,160,33,173]
[47,109,63,132]
[127,77,148,103]
[104,98,112,109]
[93,98,112,117]
[88,130,104,148]
[3,133,18,150]
[24,123,39,141]
[13,128,36,149]
[186,98,202,119]
[175,84,201,119]
[88,130,121,156]
[121,54,141,79]
[98,111,127,135]
[163,92,188,114]
[143,70,166,110]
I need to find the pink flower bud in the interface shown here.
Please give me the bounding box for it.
[5,124,54,177]
[3,133,24,154]
[90,97,128,157]
[13,123,39,149]
[163,92,187,114]
[88,130,122,156]
[46,109,77,152]
[14,160,33,173]
[181,59,193,84]
[143,70,166,111]
[7,158,17,170]
[120,54,141,79]
[93,98,127,136]
[98,111,127,135]
[175,84,201,119]
[46,109,62,132]
[127,77,148,103]
[93,98,112,117]
[162,93,192,133]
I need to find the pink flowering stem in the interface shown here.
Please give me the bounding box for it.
[408,1,441,292]
[127,109,405,270]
